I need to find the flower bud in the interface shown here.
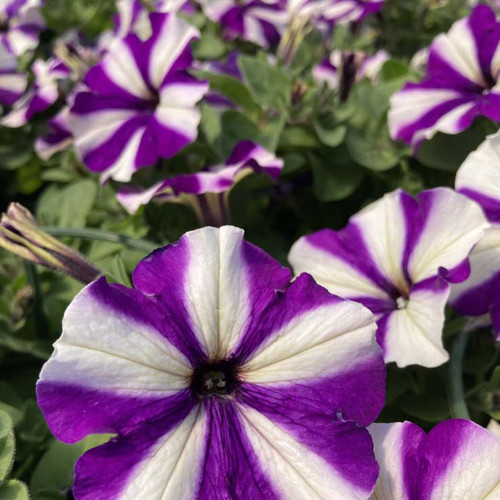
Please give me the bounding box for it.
[0,203,101,284]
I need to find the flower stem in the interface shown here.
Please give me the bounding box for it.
[448,330,471,420]
[42,227,158,253]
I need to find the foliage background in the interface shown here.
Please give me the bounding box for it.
[0,0,499,498]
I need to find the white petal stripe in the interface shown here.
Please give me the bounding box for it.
[39,283,191,395]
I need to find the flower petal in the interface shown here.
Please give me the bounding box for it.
[369,422,425,500]
[380,277,450,368]
[73,397,201,500]
[237,403,378,499]
[289,227,394,303]
[456,130,500,223]
[147,12,199,88]
[238,274,383,399]
[407,188,489,284]
[36,277,196,441]
[196,400,280,499]
[132,226,291,361]
[416,420,500,500]
[450,225,500,316]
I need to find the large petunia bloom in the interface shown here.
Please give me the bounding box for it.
[198,0,288,48]
[451,131,500,331]
[0,44,26,106]
[289,188,488,368]
[1,57,70,127]
[369,420,500,499]
[389,5,500,149]
[117,141,283,224]
[37,225,385,500]
[69,12,208,183]
[0,0,45,56]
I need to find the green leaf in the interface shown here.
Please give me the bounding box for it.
[191,34,226,59]
[0,480,29,500]
[215,110,263,158]
[36,179,98,228]
[194,71,261,118]
[200,103,222,148]
[239,55,292,112]
[309,151,365,202]
[0,410,14,481]
[416,123,497,172]
[312,118,346,148]
[30,435,111,497]
[279,127,321,149]
[346,126,400,171]
[109,255,132,287]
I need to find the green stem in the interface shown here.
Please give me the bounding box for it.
[42,227,158,253]
[24,262,49,339]
[448,330,471,420]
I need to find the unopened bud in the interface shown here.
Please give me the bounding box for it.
[0,203,101,284]
[339,51,363,102]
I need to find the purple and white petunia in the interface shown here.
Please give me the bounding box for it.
[117,141,283,222]
[389,5,500,149]
[0,44,26,106]
[289,188,488,368]
[369,419,500,499]
[451,131,500,334]
[198,0,288,48]
[1,57,70,128]
[69,12,208,183]
[113,0,194,40]
[37,225,385,500]
[291,0,386,25]
[0,0,45,56]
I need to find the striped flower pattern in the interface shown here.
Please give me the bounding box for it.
[117,141,283,217]
[0,0,45,56]
[389,5,500,149]
[1,57,70,128]
[370,419,500,499]
[451,131,500,340]
[289,188,488,368]
[0,44,26,106]
[69,12,208,183]
[37,226,386,500]
[198,0,288,48]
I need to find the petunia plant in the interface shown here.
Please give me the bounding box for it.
[0,0,498,498]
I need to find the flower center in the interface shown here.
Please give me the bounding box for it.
[396,296,408,310]
[191,360,239,399]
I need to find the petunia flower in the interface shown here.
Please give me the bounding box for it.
[369,419,500,499]
[113,0,194,40]
[37,225,385,500]
[198,0,288,48]
[1,57,70,127]
[451,131,500,331]
[69,12,208,183]
[289,188,488,368]
[389,5,500,149]
[291,0,386,25]
[0,44,26,106]
[117,141,283,225]
[0,0,45,56]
